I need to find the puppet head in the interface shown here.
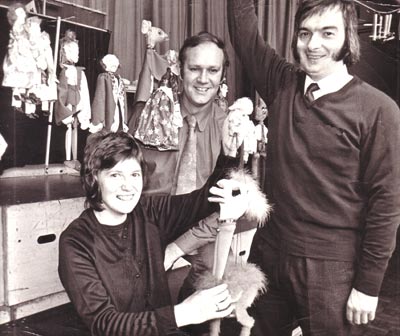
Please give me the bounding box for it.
[7,3,26,27]
[141,19,169,49]
[100,54,120,73]
[25,16,42,40]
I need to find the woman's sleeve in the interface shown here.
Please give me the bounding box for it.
[227,0,293,106]
[58,226,178,336]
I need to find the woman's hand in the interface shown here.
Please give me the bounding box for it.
[208,179,248,220]
[174,284,234,327]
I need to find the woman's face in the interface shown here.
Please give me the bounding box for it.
[97,158,143,224]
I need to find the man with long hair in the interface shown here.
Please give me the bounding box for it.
[228,0,400,335]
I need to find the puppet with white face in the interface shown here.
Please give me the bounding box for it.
[2,4,56,117]
[55,30,91,171]
[90,54,128,133]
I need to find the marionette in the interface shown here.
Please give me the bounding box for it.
[134,20,182,150]
[22,16,57,117]
[195,168,271,336]
[2,4,56,118]
[222,97,257,163]
[2,4,33,111]
[215,79,229,114]
[252,98,268,181]
[55,30,91,171]
[134,66,182,150]
[90,54,128,133]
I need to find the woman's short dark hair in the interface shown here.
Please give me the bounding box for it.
[178,31,229,80]
[291,0,360,66]
[82,131,147,211]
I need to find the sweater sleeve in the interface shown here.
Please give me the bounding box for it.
[353,92,400,296]
[227,0,294,106]
[58,222,178,336]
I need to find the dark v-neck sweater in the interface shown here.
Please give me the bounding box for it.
[229,0,400,296]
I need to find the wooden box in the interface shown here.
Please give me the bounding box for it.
[0,197,85,323]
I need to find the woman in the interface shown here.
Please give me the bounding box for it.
[58,131,247,336]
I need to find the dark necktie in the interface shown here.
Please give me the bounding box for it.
[305,82,320,103]
[175,115,197,195]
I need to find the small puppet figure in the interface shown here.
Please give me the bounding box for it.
[195,169,271,336]
[134,20,180,101]
[2,4,56,118]
[222,97,257,163]
[134,66,182,150]
[90,54,128,133]
[55,30,91,171]
[133,20,182,150]
[215,80,229,114]
[2,4,34,111]
[22,16,57,117]
[252,98,269,183]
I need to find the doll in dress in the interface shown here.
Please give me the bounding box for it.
[133,20,182,150]
[90,54,128,133]
[134,66,182,150]
[2,4,33,110]
[2,5,56,118]
[22,16,57,117]
[55,30,91,171]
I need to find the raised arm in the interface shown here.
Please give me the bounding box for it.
[227,0,294,106]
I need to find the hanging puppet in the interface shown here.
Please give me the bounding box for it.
[90,54,128,133]
[134,66,182,150]
[55,30,91,171]
[23,16,57,117]
[2,4,56,118]
[133,20,182,150]
[215,79,229,114]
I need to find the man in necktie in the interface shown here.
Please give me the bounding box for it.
[228,0,400,335]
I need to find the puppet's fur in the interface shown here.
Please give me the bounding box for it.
[194,169,271,336]
[228,169,272,226]
[195,259,267,336]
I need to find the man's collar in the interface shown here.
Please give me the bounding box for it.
[304,63,353,97]
[180,99,215,132]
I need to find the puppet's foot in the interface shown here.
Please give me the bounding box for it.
[64,159,81,172]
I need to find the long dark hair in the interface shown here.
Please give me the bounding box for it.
[291,0,360,66]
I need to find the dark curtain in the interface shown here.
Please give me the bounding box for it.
[73,0,298,101]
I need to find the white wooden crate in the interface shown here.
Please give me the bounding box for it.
[0,197,85,323]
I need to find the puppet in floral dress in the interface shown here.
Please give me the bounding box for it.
[55,30,91,171]
[90,54,128,133]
